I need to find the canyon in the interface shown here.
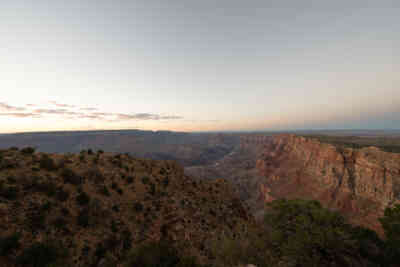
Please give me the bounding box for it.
[255,134,400,233]
[1,130,399,233]
[187,133,400,234]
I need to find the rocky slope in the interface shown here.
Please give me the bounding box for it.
[0,148,251,266]
[256,134,400,232]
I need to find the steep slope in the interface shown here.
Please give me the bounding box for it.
[185,135,273,218]
[0,148,251,266]
[256,134,400,232]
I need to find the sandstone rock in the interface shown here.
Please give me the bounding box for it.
[257,134,400,234]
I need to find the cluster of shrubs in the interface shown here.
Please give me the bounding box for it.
[39,154,58,171]
[125,241,203,267]
[211,199,400,267]
[21,147,36,155]
[16,241,66,266]
[61,168,81,185]
[0,183,19,200]
[2,191,400,266]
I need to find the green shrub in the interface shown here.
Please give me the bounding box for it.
[142,176,150,184]
[111,182,118,190]
[21,147,36,154]
[55,187,70,202]
[0,158,17,170]
[263,199,378,266]
[0,233,20,256]
[163,177,170,187]
[126,176,134,184]
[39,154,58,171]
[32,181,57,197]
[77,209,90,227]
[61,168,81,185]
[16,241,66,267]
[124,241,202,267]
[0,183,19,200]
[76,192,90,206]
[52,217,68,231]
[85,168,104,184]
[99,185,110,197]
[7,176,17,184]
[380,204,400,265]
[133,202,144,212]
[26,209,47,231]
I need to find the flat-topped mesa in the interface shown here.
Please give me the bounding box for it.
[256,134,400,233]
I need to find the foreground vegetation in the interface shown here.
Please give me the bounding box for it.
[1,199,399,267]
[1,147,400,266]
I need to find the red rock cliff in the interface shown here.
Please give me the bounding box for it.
[256,134,400,233]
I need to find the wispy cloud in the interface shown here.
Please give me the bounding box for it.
[80,107,98,111]
[34,108,69,114]
[0,101,183,122]
[91,112,114,116]
[49,101,76,108]
[116,113,183,121]
[0,102,26,111]
[0,112,41,118]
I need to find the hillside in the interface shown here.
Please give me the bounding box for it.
[256,134,400,233]
[0,148,251,266]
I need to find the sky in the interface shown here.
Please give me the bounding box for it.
[0,0,399,133]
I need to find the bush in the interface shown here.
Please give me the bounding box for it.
[52,217,68,231]
[26,209,47,231]
[99,185,110,197]
[16,242,66,267]
[263,199,379,266]
[133,202,144,212]
[380,204,400,265]
[61,168,81,185]
[76,192,90,206]
[77,209,90,227]
[0,185,19,200]
[55,187,70,202]
[149,183,156,195]
[85,168,104,184]
[126,176,134,184]
[125,241,202,267]
[39,154,58,171]
[163,177,170,187]
[0,233,20,256]
[32,181,57,197]
[21,147,36,154]
[142,176,150,185]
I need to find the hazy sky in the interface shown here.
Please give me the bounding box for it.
[1,0,399,133]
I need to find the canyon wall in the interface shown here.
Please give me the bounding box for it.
[256,134,400,232]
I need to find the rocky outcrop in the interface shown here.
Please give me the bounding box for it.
[256,134,400,233]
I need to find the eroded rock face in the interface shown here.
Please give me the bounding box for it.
[256,134,400,233]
